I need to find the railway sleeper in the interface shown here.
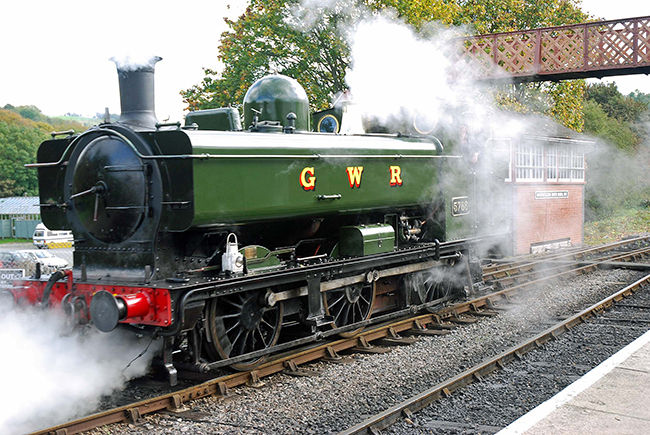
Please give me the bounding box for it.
[283,359,322,377]
[352,336,392,354]
[323,346,356,364]
[377,336,419,346]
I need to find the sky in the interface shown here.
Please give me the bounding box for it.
[0,1,249,121]
[0,0,648,121]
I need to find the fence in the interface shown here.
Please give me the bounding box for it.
[0,220,10,238]
[0,246,73,288]
[453,15,650,83]
[0,219,40,239]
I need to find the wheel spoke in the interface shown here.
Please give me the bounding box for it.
[255,326,269,347]
[221,298,244,309]
[260,317,274,330]
[341,303,351,325]
[230,328,244,352]
[333,304,345,323]
[328,293,346,308]
[206,292,283,370]
[324,284,375,336]
[225,319,242,335]
[246,330,255,353]
[359,294,370,307]
[355,302,364,321]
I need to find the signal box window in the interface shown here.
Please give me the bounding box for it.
[516,143,584,183]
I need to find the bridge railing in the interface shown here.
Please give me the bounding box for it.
[449,16,650,82]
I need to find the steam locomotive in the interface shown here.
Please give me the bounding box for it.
[4,57,502,384]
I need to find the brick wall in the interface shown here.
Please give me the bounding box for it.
[513,183,584,255]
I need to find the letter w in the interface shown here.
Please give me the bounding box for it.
[346,166,364,188]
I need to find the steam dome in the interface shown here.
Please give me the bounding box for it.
[243,74,310,131]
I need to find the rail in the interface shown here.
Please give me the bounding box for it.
[29,240,650,435]
[340,272,650,434]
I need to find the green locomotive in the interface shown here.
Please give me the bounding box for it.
[7,59,497,384]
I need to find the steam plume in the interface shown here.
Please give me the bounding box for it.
[0,308,159,434]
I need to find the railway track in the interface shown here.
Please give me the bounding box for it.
[482,235,650,288]
[31,239,650,435]
[340,272,650,434]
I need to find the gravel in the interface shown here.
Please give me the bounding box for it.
[85,268,650,435]
[386,288,650,434]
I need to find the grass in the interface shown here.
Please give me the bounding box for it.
[584,207,650,246]
[0,238,31,245]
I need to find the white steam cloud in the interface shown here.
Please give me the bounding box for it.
[0,307,160,434]
[344,14,497,135]
[110,54,162,71]
[347,17,457,118]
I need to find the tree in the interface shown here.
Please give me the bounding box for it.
[455,0,586,34]
[182,0,589,127]
[587,83,647,123]
[183,0,353,112]
[582,99,639,151]
[0,110,46,197]
[0,107,87,198]
[583,83,650,149]
[493,80,586,131]
[581,85,650,220]
[628,89,650,108]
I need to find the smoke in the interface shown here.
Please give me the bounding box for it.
[583,135,650,221]
[0,307,160,434]
[110,54,162,72]
[341,11,517,258]
[347,17,456,120]
[289,0,368,32]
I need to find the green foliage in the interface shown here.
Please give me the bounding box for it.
[182,0,588,117]
[492,82,550,114]
[0,106,87,198]
[455,0,586,34]
[582,99,639,151]
[183,0,355,112]
[584,150,649,221]
[582,84,650,221]
[0,110,46,197]
[547,80,585,131]
[586,83,647,123]
[2,104,89,133]
[493,80,586,131]
[628,89,650,107]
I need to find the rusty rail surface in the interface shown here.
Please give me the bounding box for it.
[32,244,650,435]
[451,16,650,83]
[340,272,650,434]
[482,236,650,276]
[486,247,650,289]
[482,236,650,286]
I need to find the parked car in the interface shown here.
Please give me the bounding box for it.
[0,251,33,273]
[18,250,69,274]
[33,223,74,249]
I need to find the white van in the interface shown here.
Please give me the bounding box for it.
[33,223,74,249]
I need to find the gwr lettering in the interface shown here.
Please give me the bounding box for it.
[300,165,406,191]
[346,166,364,188]
[389,166,403,186]
[300,167,316,191]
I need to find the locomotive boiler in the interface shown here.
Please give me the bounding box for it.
[5,57,491,384]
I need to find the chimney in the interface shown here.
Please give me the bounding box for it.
[111,56,162,129]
